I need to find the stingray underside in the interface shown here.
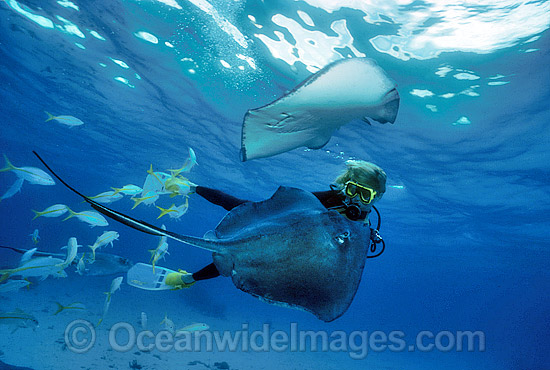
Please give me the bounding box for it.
[210,187,371,322]
[240,57,400,161]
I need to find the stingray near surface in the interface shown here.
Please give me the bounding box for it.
[241,57,400,161]
[34,153,372,321]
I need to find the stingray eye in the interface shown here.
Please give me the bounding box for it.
[335,231,350,244]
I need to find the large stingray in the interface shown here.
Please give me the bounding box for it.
[241,57,400,161]
[34,153,371,321]
[205,186,371,321]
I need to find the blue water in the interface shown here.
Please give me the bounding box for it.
[1,1,549,369]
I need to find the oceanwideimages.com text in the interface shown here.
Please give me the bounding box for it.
[65,321,485,359]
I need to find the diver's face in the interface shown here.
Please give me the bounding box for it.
[344,181,377,205]
[342,190,372,216]
[348,195,372,213]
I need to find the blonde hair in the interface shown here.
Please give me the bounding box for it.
[334,160,387,201]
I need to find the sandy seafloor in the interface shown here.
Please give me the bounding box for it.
[1,274,398,370]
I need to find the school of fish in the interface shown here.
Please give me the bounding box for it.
[0,148,203,332]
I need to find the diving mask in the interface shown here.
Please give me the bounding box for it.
[344,181,377,205]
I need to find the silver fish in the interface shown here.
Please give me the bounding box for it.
[0,309,38,332]
[0,246,132,276]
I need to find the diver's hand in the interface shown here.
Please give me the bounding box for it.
[188,182,198,193]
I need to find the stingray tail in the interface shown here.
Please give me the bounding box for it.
[0,245,28,255]
[32,151,221,253]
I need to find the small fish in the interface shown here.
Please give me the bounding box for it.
[75,253,87,275]
[0,178,24,202]
[63,207,109,227]
[89,231,119,260]
[98,301,110,327]
[160,313,175,334]
[45,111,84,127]
[150,242,169,272]
[156,198,189,219]
[98,276,123,327]
[148,225,168,272]
[175,322,209,334]
[0,155,55,185]
[164,176,192,197]
[88,232,118,261]
[32,204,68,220]
[88,244,100,262]
[168,148,198,176]
[96,231,119,248]
[20,248,37,265]
[98,295,112,327]
[0,238,77,282]
[60,237,80,269]
[0,309,38,332]
[111,184,142,196]
[131,191,159,209]
[146,164,168,188]
[109,276,123,295]
[53,302,86,315]
[0,256,67,282]
[0,279,31,293]
[29,229,40,245]
[88,190,123,204]
[158,225,167,246]
[140,165,170,197]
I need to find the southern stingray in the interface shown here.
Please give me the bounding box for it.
[240,57,400,161]
[34,153,373,321]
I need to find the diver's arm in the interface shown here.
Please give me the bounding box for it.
[314,190,371,222]
[192,263,220,281]
[312,190,343,209]
[195,186,249,211]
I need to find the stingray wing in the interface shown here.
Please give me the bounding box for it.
[212,186,328,239]
[240,57,400,161]
[211,187,371,322]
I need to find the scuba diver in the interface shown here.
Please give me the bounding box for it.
[32,152,387,293]
[166,159,387,288]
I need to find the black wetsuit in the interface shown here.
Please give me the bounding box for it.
[191,186,361,281]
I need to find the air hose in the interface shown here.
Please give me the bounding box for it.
[367,205,385,259]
